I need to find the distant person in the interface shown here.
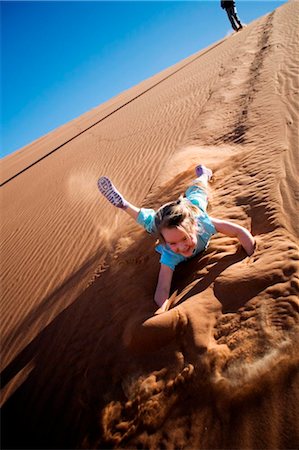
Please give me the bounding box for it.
[98,165,255,313]
[221,0,243,32]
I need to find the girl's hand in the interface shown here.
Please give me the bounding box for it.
[154,264,174,308]
[155,299,171,315]
[154,291,178,315]
[211,217,255,256]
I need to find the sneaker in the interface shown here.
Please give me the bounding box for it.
[195,165,213,180]
[97,177,127,208]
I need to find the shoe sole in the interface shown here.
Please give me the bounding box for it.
[97,177,126,208]
[195,165,213,180]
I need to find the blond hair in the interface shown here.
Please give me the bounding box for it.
[154,195,200,244]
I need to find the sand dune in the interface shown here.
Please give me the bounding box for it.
[1,2,298,449]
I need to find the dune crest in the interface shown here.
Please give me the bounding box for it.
[1,2,298,449]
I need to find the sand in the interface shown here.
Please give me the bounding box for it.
[1,2,298,449]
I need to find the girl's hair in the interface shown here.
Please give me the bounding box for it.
[154,195,200,243]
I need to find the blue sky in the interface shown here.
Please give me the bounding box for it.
[1,1,286,158]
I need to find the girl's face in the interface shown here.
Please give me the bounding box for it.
[161,226,197,257]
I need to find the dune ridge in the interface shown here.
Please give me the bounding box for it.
[1,2,298,449]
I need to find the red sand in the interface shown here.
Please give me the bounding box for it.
[1,2,298,449]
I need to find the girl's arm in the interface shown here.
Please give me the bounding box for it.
[210,217,255,255]
[154,264,174,310]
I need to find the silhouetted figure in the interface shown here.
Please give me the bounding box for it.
[221,0,243,32]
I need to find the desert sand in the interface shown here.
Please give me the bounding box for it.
[1,2,299,449]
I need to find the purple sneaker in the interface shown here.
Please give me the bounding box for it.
[195,165,213,180]
[97,177,127,209]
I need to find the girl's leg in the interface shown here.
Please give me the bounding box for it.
[98,177,140,220]
[185,165,212,211]
[195,165,212,188]
[124,202,141,221]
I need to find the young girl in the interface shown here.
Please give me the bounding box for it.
[98,165,255,313]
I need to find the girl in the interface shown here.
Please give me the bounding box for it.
[98,165,255,313]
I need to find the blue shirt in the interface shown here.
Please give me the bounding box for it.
[137,201,216,270]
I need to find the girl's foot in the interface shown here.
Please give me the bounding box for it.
[97,177,128,208]
[195,164,213,181]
